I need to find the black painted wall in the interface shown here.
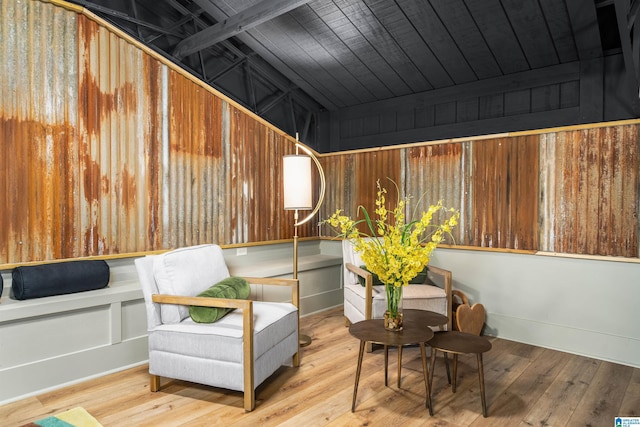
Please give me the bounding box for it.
[317,53,638,153]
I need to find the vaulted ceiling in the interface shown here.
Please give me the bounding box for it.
[68,0,639,151]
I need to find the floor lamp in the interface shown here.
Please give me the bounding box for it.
[283,138,325,347]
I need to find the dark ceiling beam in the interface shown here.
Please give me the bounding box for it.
[129,1,144,40]
[628,0,640,29]
[173,0,311,59]
[565,0,603,59]
[217,42,322,114]
[165,0,239,64]
[287,94,297,136]
[145,14,195,44]
[299,111,312,143]
[73,0,185,38]
[245,60,257,112]
[614,0,640,101]
[163,0,321,114]
[195,2,338,111]
[207,57,248,84]
[258,89,291,116]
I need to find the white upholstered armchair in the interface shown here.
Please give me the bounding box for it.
[342,239,452,331]
[135,244,299,411]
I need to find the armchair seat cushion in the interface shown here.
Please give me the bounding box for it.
[148,300,298,391]
[150,301,298,363]
[344,282,447,321]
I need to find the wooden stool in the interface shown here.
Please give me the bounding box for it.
[428,331,492,417]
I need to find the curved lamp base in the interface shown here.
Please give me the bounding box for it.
[299,333,312,347]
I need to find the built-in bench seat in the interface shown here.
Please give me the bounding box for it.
[0,279,141,323]
[0,257,148,404]
[0,240,343,405]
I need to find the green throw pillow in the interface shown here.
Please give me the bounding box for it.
[410,266,438,286]
[410,266,428,284]
[357,266,384,287]
[189,276,250,323]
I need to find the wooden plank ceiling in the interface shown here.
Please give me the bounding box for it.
[69,0,631,150]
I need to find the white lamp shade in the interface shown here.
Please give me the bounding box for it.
[283,154,313,210]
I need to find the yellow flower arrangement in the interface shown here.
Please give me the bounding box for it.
[325,179,460,322]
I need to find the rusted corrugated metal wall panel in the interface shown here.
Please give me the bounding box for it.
[166,69,225,247]
[226,105,304,243]
[2,1,638,264]
[322,127,638,256]
[320,150,402,235]
[471,136,539,250]
[165,73,302,247]
[77,15,164,257]
[1,0,304,264]
[322,138,538,250]
[320,153,353,229]
[404,143,472,245]
[1,0,80,262]
[540,126,638,257]
[354,151,402,224]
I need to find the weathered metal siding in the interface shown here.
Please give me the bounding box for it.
[2,1,638,264]
[471,136,539,250]
[405,143,472,246]
[226,104,306,244]
[1,0,81,262]
[322,136,539,251]
[323,127,638,257]
[540,125,639,257]
[0,0,304,264]
[320,150,402,235]
[77,15,164,257]
[166,69,224,247]
[0,3,166,264]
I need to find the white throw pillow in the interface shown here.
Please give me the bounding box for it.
[153,244,230,324]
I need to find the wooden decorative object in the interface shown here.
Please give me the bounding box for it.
[452,290,485,335]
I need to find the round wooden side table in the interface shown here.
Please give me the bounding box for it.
[348,309,444,414]
[428,331,492,417]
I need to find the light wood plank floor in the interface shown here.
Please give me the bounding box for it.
[2,307,639,426]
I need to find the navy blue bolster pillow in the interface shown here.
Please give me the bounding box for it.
[12,260,110,300]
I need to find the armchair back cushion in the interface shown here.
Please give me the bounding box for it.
[153,244,230,324]
[342,239,365,287]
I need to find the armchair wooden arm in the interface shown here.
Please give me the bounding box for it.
[346,263,375,320]
[152,294,251,309]
[425,265,453,331]
[241,277,300,309]
[242,276,300,367]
